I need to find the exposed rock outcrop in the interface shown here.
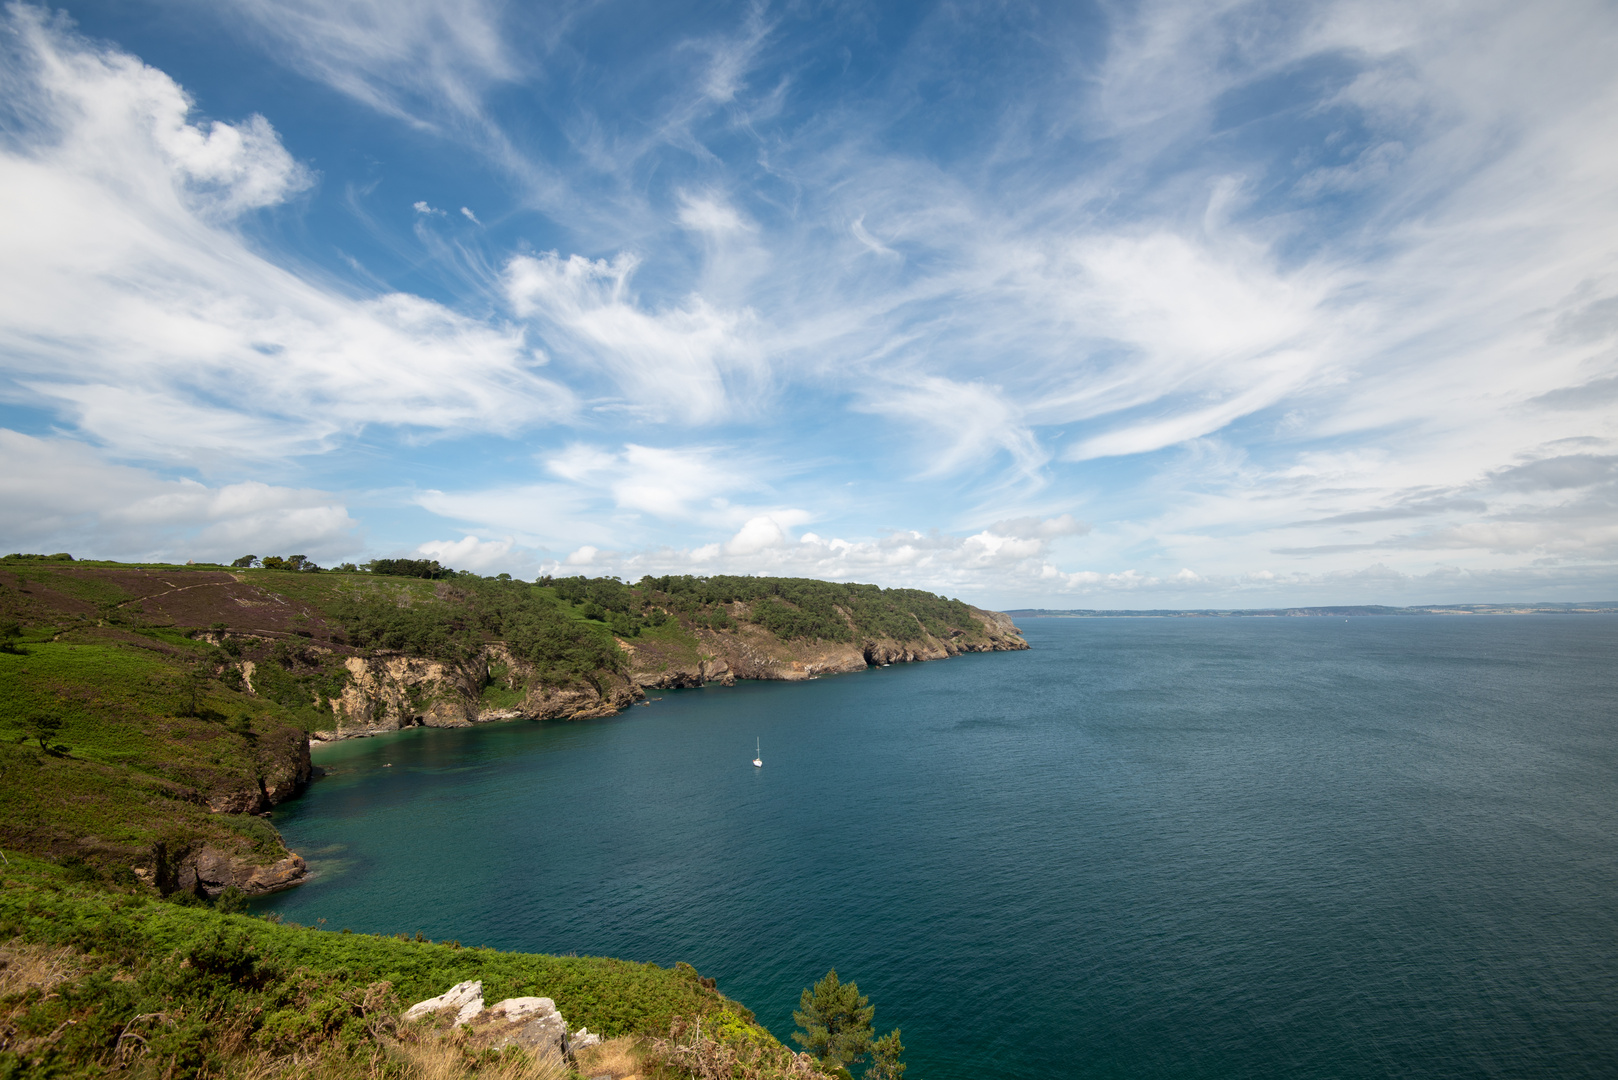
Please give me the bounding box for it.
[402,984,577,1058]
[403,980,486,1025]
[315,647,644,741]
[626,604,1027,690]
[308,607,1027,742]
[137,841,307,898]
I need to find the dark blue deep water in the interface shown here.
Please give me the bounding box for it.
[264,616,1618,1078]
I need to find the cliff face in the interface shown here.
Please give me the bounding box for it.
[625,603,1028,688]
[314,645,646,740]
[309,605,1027,740]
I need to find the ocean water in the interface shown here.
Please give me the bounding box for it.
[263,616,1618,1078]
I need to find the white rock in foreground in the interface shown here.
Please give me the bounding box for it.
[487,997,557,1022]
[571,1027,602,1051]
[403,980,485,1025]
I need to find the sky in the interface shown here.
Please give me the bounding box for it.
[1,0,1616,608]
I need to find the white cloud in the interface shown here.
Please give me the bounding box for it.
[858,376,1047,478]
[0,8,573,462]
[0,429,359,561]
[676,192,754,235]
[850,216,900,261]
[460,205,480,224]
[415,534,513,572]
[208,0,521,130]
[505,253,760,422]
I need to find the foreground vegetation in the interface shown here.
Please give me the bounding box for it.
[0,855,845,1079]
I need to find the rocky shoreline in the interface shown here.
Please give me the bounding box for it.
[201,606,1025,896]
[309,605,1028,744]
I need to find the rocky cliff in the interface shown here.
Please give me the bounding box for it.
[307,604,1026,740]
[625,602,1027,688]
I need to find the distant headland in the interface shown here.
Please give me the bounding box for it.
[1007,602,1618,618]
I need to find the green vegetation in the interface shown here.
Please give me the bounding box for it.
[0,856,793,1079]
[792,969,904,1079]
[627,576,976,645]
[0,557,954,1077]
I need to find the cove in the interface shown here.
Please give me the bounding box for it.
[263,615,1618,1079]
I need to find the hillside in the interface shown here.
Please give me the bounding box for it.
[0,854,831,1080]
[0,554,996,1078]
[0,555,1024,896]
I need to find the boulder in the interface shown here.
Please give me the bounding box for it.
[487,997,557,1022]
[493,1001,568,1056]
[403,980,485,1025]
[404,987,602,1060]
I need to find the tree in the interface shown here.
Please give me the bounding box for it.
[793,969,875,1070]
[26,713,63,752]
[868,1029,906,1080]
[0,621,24,654]
[231,555,258,568]
[179,662,209,717]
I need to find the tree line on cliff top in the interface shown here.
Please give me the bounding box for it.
[323,570,982,674]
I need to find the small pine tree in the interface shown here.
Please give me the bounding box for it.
[793,969,875,1070]
[868,1028,906,1080]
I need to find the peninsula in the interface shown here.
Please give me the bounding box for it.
[0,553,1023,1078]
[0,553,1025,897]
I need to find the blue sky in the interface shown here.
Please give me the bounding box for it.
[2,0,1616,607]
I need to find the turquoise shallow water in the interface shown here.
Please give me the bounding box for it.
[263,616,1618,1078]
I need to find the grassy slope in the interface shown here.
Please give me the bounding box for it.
[0,856,782,1079]
[0,569,312,874]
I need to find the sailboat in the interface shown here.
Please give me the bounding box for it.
[753,738,763,768]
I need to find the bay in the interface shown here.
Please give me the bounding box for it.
[263,615,1618,1078]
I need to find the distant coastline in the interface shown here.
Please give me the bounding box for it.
[1006,602,1618,618]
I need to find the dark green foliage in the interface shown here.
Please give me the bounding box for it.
[25,712,63,752]
[325,592,459,658]
[249,643,346,727]
[793,969,874,1070]
[0,621,24,655]
[328,579,623,686]
[629,575,979,644]
[868,1029,906,1080]
[1,553,74,562]
[231,555,257,568]
[258,555,322,573]
[367,558,455,579]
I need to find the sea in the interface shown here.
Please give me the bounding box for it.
[261,615,1618,1079]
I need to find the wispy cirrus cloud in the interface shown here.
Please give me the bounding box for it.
[0,6,572,463]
